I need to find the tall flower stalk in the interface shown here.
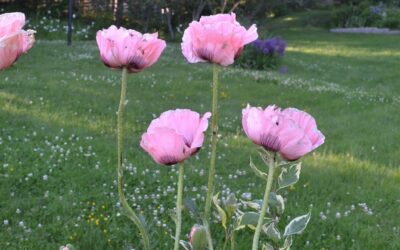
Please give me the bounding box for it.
[242,104,325,249]
[96,25,165,249]
[117,68,151,250]
[140,109,210,249]
[174,164,185,250]
[203,64,220,250]
[251,153,276,250]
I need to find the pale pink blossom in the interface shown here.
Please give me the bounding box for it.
[279,108,325,160]
[0,12,35,70]
[242,104,324,160]
[242,104,282,151]
[96,25,166,73]
[141,109,211,165]
[181,13,258,66]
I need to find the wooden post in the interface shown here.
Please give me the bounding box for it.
[67,0,73,46]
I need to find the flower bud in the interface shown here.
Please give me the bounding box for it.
[189,224,207,250]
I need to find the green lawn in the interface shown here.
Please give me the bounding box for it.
[1,28,399,249]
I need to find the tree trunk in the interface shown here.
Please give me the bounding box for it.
[115,0,124,26]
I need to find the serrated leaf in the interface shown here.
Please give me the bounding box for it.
[278,162,301,190]
[284,211,311,237]
[280,236,293,250]
[212,193,227,229]
[262,242,274,250]
[269,192,285,215]
[250,157,268,180]
[263,222,281,242]
[235,212,272,231]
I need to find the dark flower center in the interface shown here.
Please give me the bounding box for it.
[127,55,146,72]
[159,155,179,166]
[260,134,281,152]
[196,48,214,62]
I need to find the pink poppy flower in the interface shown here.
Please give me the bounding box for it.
[0,12,35,70]
[96,25,166,73]
[181,13,258,66]
[242,104,282,152]
[279,108,325,160]
[242,104,324,160]
[141,109,211,165]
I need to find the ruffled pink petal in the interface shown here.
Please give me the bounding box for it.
[244,24,258,45]
[147,109,207,147]
[191,112,211,149]
[278,119,312,161]
[0,33,21,70]
[181,12,258,66]
[96,25,166,72]
[282,108,325,149]
[242,105,266,145]
[0,12,25,37]
[140,127,189,165]
[20,29,35,53]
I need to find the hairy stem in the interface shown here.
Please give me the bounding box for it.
[252,154,276,250]
[117,67,151,250]
[204,63,220,250]
[174,164,184,250]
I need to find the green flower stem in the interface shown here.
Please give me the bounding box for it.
[252,154,276,250]
[174,164,184,250]
[204,63,220,250]
[202,218,214,250]
[230,231,235,250]
[117,67,151,250]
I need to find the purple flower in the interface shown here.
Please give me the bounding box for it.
[252,37,286,57]
[279,65,288,74]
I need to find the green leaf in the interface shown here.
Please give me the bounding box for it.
[263,222,281,242]
[283,211,311,237]
[212,193,227,229]
[224,193,238,217]
[241,199,263,211]
[280,236,293,250]
[269,192,285,215]
[235,212,272,231]
[179,240,192,250]
[262,242,274,250]
[250,157,268,180]
[278,162,302,190]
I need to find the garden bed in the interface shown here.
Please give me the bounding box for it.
[330,27,400,35]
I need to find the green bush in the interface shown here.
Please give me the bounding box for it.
[383,8,400,28]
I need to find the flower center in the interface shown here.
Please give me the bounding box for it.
[260,134,281,152]
[127,55,146,71]
[196,48,213,62]
[159,155,179,165]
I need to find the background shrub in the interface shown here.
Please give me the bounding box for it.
[236,37,287,70]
